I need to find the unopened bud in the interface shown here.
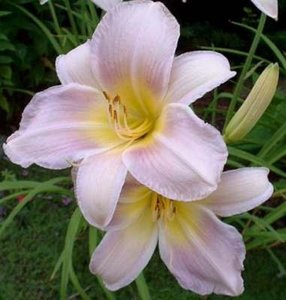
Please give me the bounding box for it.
[225,63,279,143]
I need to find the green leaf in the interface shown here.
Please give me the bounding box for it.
[0,11,11,17]
[60,208,83,300]
[0,94,10,113]
[0,65,12,80]
[10,3,62,55]
[136,273,152,300]
[232,21,286,72]
[0,40,15,51]
[0,55,13,64]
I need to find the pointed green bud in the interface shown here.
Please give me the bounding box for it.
[225,63,279,143]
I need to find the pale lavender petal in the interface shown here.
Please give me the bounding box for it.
[159,204,245,296]
[90,0,179,105]
[106,176,153,231]
[56,41,100,88]
[251,0,278,19]
[76,152,127,228]
[201,168,273,217]
[91,0,122,11]
[3,84,106,169]
[123,103,227,201]
[90,210,158,290]
[166,51,236,105]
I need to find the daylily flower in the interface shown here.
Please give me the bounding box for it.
[250,0,278,20]
[92,0,278,20]
[90,168,273,295]
[90,0,122,11]
[4,1,234,228]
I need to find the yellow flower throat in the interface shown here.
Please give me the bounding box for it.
[151,194,177,222]
[103,91,153,142]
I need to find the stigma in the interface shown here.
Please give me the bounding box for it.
[151,193,177,222]
[103,91,153,142]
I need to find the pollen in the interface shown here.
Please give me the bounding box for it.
[102,91,153,141]
[151,193,177,222]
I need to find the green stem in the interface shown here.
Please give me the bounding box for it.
[223,13,266,131]
[62,0,79,42]
[135,273,151,300]
[87,0,99,28]
[80,0,87,38]
[48,0,62,39]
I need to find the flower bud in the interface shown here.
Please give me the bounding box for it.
[225,63,279,143]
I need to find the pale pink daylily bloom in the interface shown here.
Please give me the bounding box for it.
[90,167,273,295]
[4,1,234,228]
[92,0,278,19]
[91,0,122,11]
[251,0,278,19]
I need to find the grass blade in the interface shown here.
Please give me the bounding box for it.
[60,208,83,300]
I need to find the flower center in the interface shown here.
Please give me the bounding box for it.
[103,91,153,142]
[151,193,177,222]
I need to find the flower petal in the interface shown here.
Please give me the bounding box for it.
[91,0,122,11]
[159,203,245,296]
[200,168,273,217]
[3,84,109,169]
[106,176,153,231]
[166,51,236,105]
[76,152,127,228]
[251,0,278,20]
[123,103,227,201]
[90,210,158,291]
[56,41,100,88]
[90,0,179,106]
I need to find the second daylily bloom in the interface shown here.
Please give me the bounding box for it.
[251,0,278,19]
[92,0,278,20]
[90,167,273,296]
[4,1,234,228]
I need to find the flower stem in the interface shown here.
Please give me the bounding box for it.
[135,272,152,300]
[48,0,62,40]
[223,13,266,131]
[62,0,79,43]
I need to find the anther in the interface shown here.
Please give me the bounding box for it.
[108,104,113,117]
[113,95,120,104]
[113,110,118,123]
[123,105,128,116]
[103,91,111,102]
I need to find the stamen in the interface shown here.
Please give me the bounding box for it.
[103,91,111,102]
[113,110,118,123]
[113,95,120,104]
[104,93,153,142]
[151,194,177,222]
[108,104,113,118]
